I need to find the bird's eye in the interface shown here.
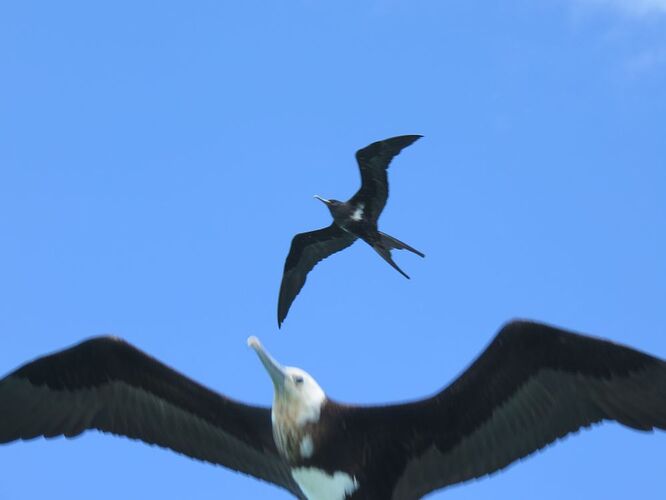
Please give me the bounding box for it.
[293,375,304,385]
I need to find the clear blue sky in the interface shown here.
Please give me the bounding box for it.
[1,1,665,499]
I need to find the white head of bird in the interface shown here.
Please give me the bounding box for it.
[247,336,326,460]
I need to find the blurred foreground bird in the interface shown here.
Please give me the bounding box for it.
[1,320,665,499]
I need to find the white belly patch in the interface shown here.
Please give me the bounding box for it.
[291,467,359,500]
[350,203,364,221]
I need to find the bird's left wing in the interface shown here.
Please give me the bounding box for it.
[349,135,422,221]
[344,320,666,500]
[278,224,356,327]
[0,337,305,498]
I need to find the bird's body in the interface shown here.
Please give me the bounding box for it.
[315,197,425,278]
[278,135,425,327]
[2,320,666,499]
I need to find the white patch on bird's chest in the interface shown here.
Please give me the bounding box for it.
[292,467,359,500]
[350,203,364,221]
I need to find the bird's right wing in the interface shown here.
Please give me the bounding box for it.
[278,224,356,327]
[349,135,422,221]
[341,320,666,500]
[392,320,666,498]
[0,337,305,498]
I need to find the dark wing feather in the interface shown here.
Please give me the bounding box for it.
[342,320,666,500]
[278,224,356,327]
[349,135,422,221]
[393,320,666,498]
[0,337,305,498]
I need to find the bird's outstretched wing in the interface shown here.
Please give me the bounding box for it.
[349,135,422,222]
[0,337,305,499]
[278,224,356,327]
[345,320,666,499]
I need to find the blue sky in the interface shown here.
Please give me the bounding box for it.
[1,1,665,498]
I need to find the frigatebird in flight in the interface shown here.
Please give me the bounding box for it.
[278,135,424,327]
[1,320,665,499]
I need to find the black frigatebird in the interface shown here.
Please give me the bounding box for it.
[278,135,424,327]
[1,320,665,499]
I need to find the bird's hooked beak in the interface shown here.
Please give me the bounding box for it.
[248,336,287,391]
[313,195,331,205]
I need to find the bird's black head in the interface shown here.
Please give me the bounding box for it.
[314,195,349,221]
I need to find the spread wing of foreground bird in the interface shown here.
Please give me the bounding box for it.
[278,135,424,327]
[1,320,665,499]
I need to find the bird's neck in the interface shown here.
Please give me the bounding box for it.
[272,394,325,463]
[328,203,352,222]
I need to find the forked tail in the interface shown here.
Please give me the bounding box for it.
[378,231,425,258]
[370,232,425,279]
